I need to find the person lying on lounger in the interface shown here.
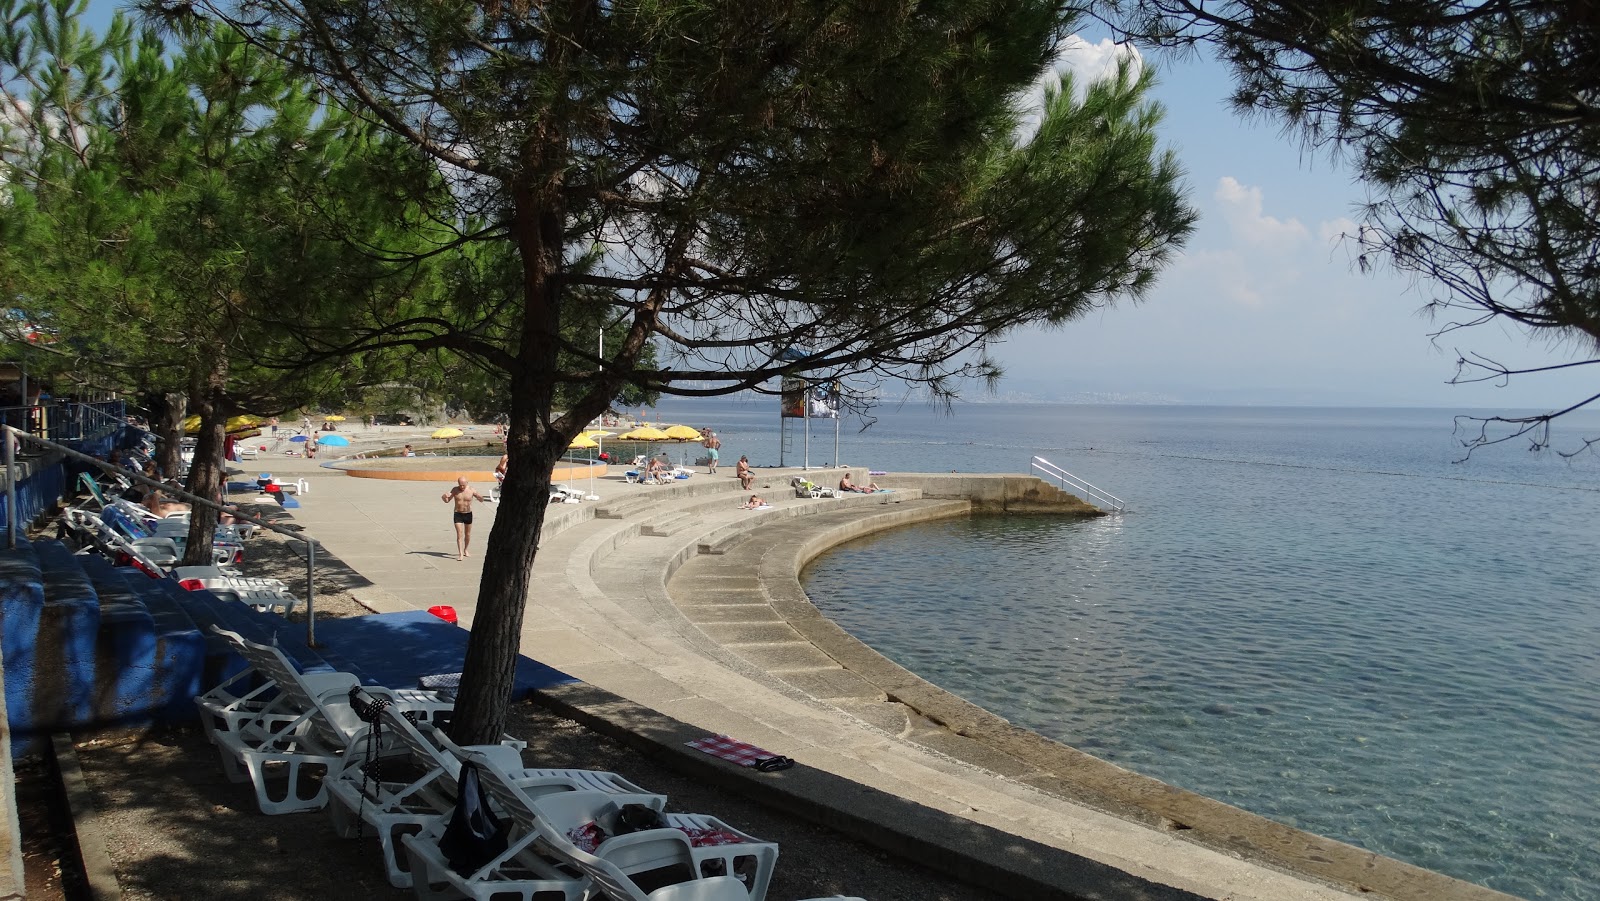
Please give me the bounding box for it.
[838,473,880,493]
[143,487,190,518]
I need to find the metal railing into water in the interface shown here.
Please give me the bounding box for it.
[1030,455,1126,513]
[3,424,324,646]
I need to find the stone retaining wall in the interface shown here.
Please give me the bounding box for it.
[877,472,1103,514]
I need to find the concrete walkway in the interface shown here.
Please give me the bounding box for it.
[258,430,1500,901]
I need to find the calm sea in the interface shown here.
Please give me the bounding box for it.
[663,398,1600,900]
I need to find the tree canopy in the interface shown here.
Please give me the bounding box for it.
[116,0,1195,742]
[1095,0,1600,450]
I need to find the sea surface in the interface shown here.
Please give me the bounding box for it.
[662,398,1600,900]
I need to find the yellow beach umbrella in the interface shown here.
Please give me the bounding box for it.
[325,414,346,422]
[619,426,670,441]
[568,433,598,449]
[663,424,702,441]
[183,414,263,434]
[430,427,464,440]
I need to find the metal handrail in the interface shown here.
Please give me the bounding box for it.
[3,425,322,646]
[1031,455,1126,513]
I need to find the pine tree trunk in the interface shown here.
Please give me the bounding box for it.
[150,392,186,480]
[181,362,228,567]
[447,173,572,746]
[446,415,559,745]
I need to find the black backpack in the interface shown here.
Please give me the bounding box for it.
[437,761,509,875]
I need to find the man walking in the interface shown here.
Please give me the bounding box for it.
[441,476,490,560]
[702,431,721,474]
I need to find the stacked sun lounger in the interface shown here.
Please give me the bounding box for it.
[197,627,865,901]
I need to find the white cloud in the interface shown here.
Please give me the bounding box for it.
[1014,35,1142,143]
[1053,35,1142,90]
[1214,176,1309,246]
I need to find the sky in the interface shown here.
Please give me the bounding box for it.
[66,3,1596,417]
[998,35,1599,413]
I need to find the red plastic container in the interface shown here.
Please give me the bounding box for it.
[427,604,459,625]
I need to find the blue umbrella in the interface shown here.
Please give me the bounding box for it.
[289,435,308,443]
[317,434,350,447]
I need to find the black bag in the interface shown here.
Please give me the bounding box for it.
[613,803,667,835]
[437,761,509,875]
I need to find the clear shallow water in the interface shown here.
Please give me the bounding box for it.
[667,398,1600,900]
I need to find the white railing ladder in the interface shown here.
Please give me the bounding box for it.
[1031,455,1126,513]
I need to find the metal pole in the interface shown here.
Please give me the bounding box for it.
[305,538,317,647]
[803,387,811,470]
[5,427,16,550]
[834,412,840,468]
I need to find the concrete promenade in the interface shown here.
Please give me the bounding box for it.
[252,427,1502,901]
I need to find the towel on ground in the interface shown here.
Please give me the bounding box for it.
[686,734,778,767]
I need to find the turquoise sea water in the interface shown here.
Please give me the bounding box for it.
[665,398,1600,900]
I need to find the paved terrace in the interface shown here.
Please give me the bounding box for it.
[244,427,1505,901]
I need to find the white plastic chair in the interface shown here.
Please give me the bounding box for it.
[330,704,659,889]
[205,628,452,814]
[399,762,588,901]
[533,791,779,901]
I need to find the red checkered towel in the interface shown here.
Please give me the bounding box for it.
[685,734,776,767]
[568,822,605,853]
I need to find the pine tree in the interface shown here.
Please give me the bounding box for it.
[140,0,1197,742]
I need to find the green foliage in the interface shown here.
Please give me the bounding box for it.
[1099,0,1600,443]
[122,0,1197,741]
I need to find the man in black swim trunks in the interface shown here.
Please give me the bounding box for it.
[441,475,490,560]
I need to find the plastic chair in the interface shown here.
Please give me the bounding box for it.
[330,704,657,889]
[536,792,778,901]
[204,628,452,814]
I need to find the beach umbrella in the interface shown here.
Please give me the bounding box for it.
[184,414,264,434]
[619,426,669,441]
[431,427,463,440]
[317,434,350,447]
[569,434,607,499]
[584,429,613,457]
[663,424,701,441]
[288,435,308,443]
[325,414,346,422]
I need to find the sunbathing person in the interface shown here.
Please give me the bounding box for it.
[647,456,670,482]
[736,455,753,490]
[143,487,190,518]
[740,494,769,510]
[838,473,880,493]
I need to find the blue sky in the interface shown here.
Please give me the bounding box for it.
[73,3,1596,415]
[996,37,1599,412]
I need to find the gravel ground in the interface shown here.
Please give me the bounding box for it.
[230,506,374,621]
[73,704,1006,901]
